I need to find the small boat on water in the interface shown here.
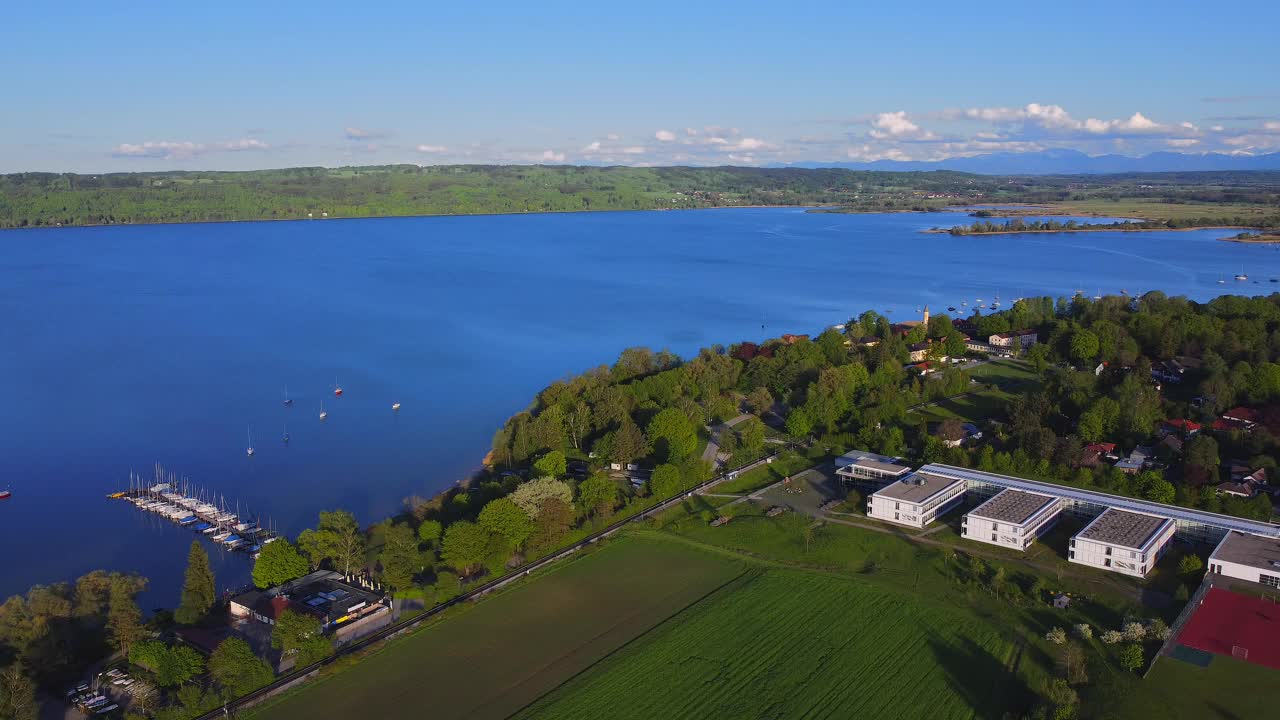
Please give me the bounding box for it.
[319,401,328,421]
[1235,267,1248,281]
[947,306,957,312]
[246,426,255,457]
[334,379,344,397]
[283,386,293,407]
[282,421,290,444]
[392,402,401,411]
[0,490,10,500]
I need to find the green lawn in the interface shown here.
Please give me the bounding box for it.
[249,538,745,720]
[517,569,1026,720]
[713,449,827,494]
[1104,654,1279,720]
[908,389,1014,426]
[968,359,1041,391]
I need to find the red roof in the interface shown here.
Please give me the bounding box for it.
[1223,407,1258,422]
[259,596,293,621]
[1084,442,1116,454]
[1163,419,1202,432]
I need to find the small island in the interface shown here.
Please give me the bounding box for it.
[1222,231,1280,243]
[931,217,1274,236]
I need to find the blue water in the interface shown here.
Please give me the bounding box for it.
[2,208,1277,606]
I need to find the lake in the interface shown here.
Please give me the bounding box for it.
[2,207,1277,606]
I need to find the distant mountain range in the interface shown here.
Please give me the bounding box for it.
[776,149,1280,175]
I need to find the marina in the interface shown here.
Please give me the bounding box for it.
[110,466,279,559]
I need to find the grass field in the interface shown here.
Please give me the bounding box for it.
[1105,654,1279,720]
[1040,199,1277,222]
[249,539,745,720]
[714,449,828,495]
[517,569,1025,720]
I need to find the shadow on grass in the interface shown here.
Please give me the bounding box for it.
[928,635,1032,719]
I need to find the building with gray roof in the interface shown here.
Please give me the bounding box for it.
[1069,508,1175,577]
[962,489,1061,551]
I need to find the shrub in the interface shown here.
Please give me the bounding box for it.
[1045,627,1067,645]
[1074,624,1092,640]
[1147,618,1170,641]
[1121,622,1147,642]
[1100,630,1123,644]
[1177,554,1203,576]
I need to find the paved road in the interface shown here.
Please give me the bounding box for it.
[700,413,753,466]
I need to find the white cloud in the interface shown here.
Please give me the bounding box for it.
[606,133,620,141]
[344,127,388,140]
[582,141,602,153]
[541,150,566,162]
[1166,138,1199,147]
[415,144,447,153]
[870,111,920,136]
[112,138,270,160]
[654,129,677,142]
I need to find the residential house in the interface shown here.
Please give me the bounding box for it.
[1213,407,1259,433]
[1080,442,1118,468]
[1113,446,1153,474]
[988,329,1038,350]
[1159,419,1201,438]
[908,341,932,362]
[938,422,983,448]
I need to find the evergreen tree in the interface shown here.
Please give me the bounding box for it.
[175,541,216,625]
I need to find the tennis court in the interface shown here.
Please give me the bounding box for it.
[1175,588,1280,670]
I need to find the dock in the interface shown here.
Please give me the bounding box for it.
[110,465,280,558]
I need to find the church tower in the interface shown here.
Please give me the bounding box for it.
[922,305,930,329]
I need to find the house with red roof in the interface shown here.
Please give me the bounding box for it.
[1160,419,1202,437]
[1213,407,1259,433]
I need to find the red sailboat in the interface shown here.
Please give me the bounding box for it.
[333,378,344,397]
[0,490,11,500]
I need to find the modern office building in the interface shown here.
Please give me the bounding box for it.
[1068,508,1176,577]
[867,471,966,529]
[917,464,1280,545]
[1208,531,1280,589]
[961,489,1062,551]
[834,449,913,488]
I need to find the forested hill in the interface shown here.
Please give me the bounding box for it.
[0,165,987,228]
[3,164,1279,229]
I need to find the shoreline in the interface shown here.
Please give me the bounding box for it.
[922,225,1252,236]
[1220,234,1280,244]
[0,203,830,233]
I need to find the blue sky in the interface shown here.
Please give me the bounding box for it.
[4,0,1279,172]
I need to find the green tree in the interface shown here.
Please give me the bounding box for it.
[478,497,534,549]
[1135,471,1176,504]
[1070,329,1100,364]
[208,637,274,697]
[272,609,332,667]
[530,498,573,551]
[175,541,216,625]
[1118,643,1145,672]
[746,386,774,415]
[416,519,443,547]
[1184,435,1220,474]
[1026,343,1050,372]
[297,510,367,576]
[510,477,574,518]
[107,575,145,657]
[378,523,426,591]
[609,419,647,464]
[785,406,813,438]
[647,464,683,498]
[431,570,461,604]
[129,640,205,687]
[533,450,567,479]
[647,407,698,462]
[738,417,766,455]
[576,474,620,518]
[1178,553,1204,576]
[440,521,490,576]
[252,538,310,589]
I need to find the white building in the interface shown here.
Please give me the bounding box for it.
[962,489,1062,551]
[1207,531,1280,589]
[834,450,912,488]
[1069,508,1175,577]
[867,471,966,529]
[989,330,1038,349]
